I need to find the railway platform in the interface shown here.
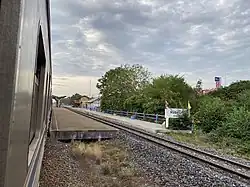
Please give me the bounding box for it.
[70,107,168,134]
[51,108,118,140]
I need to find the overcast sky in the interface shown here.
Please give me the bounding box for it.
[51,0,250,96]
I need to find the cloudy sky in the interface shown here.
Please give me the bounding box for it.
[51,0,250,96]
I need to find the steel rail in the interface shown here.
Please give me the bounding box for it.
[67,108,250,181]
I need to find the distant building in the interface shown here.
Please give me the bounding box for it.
[86,97,101,111]
[201,88,218,94]
[195,77,223,95]
[73,95,90,108]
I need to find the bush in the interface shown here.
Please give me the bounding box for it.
[169,112,192,130]
[194,96,228,133]
[215,107,250,141]
[208,80,250,101]
[235,90,250,111]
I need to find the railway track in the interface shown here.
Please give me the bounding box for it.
[67,108,250,181]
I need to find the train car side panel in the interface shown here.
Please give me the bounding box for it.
[0,0,51,186]
[0,0,25,187]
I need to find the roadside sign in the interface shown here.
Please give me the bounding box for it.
[164,108,188,128]
[165,108,187,118]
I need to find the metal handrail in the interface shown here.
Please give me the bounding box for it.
[104,109,165,123]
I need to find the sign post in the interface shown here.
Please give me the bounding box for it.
[188,101,193,132]
[165,101,169,128]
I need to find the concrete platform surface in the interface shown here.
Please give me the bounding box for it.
[51,108,117,140]
[71,107,168,134]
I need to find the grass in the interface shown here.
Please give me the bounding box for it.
[166,132,250,160]
[71,140,151,187]
[72,142,102,164]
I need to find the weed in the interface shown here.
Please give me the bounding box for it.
[71,140,152,187]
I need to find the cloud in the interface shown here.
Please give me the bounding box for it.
[52,75,99,96]
[51,0,250,95]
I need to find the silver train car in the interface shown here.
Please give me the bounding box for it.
[0,0,52,186]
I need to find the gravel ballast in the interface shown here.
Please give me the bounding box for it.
[117,131,249,187]
[40,131,250,187]
[162,133,250,167]
[39,138,154,187]
[72,108,250,167]
[39,139,87,187]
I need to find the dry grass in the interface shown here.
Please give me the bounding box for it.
[72,141,102,165]
[71,140,152,187]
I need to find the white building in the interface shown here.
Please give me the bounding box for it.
[86,97,101,111]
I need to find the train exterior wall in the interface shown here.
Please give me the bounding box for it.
[0,0,51,187]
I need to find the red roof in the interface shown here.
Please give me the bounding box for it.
[201,88,217,94]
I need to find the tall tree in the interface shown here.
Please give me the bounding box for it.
[61,97,71,105]
[96,64,151,111]
[209,80,250,100]
[141,75,195,114]
[70,93,83,105]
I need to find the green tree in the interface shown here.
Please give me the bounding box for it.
[61,97,71,105]
[70,93,82,104]
[123,92,147,113]
[96,64,151,111]
[194,96,228,133]
[142,75,194,114]
[209,80,250,101]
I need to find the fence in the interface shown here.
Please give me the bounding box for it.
[104,109,165,124]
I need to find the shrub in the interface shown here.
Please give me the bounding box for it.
[235,90,250,111]
[215,107,250,141]
[208,80,250,101]
[169,112,192,130]
[194,96,228,133]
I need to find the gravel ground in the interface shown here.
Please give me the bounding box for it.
[40,131,250,187]
[39,139,87,187]
[161,133,250,167]
[78,109,250,167]
[39,138,154,187]
[115,131,250,187]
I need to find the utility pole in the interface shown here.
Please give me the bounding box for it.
[89,79,92,98]
[164,101,169,129]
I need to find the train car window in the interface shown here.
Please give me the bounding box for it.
[29,27,46,144]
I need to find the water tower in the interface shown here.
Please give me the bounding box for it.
[215,76,222,88]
